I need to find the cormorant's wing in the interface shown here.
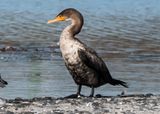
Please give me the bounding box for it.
[78,48,112,81]
[0,75,8,88]
[78,46,128,88]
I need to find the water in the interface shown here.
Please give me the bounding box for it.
[0,0,160,99]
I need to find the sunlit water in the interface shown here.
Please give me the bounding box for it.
[0,0,160,99]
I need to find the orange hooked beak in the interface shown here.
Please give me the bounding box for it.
[47,16,67,24]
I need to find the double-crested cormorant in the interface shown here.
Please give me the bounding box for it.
[48,8,128,97]
[0,74,8,88]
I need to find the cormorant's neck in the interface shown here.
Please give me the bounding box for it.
[62,16,83,38]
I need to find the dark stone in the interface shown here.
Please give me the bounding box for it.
[95,94,102,98]
[145,93,153,97]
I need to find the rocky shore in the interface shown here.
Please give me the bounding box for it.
[0,94,159,114]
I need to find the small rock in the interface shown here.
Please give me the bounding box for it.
[86,102,92,107]
[95,94,102,98]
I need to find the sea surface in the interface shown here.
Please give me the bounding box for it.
[0,0,160,98]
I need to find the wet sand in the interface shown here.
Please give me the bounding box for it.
[0,94,159,114]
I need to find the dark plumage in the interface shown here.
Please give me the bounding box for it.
[0,74,8,88]
[48,8,128,97]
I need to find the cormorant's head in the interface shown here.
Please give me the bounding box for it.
[47,8,83,24]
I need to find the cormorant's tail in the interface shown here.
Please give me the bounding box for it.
[109,78,128,88]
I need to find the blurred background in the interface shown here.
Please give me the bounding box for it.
[0,0,160,98]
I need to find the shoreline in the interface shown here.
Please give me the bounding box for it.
[0,94,159,114]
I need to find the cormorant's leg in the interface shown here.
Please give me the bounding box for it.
[89,86,94,97]
[64,85,82,98]
[76,85,82,96]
